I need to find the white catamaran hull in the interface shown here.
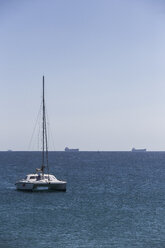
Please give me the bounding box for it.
[15,182,66,191]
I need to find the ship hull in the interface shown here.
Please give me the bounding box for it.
[15,182,66,192]
[132,148,146,152]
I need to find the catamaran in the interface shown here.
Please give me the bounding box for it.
[15,76,67,191]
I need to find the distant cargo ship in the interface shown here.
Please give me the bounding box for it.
[65,147,79,152]
[132,148,146,152]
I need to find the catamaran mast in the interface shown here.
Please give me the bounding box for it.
[42,76,45,174]
[41,75,49,176]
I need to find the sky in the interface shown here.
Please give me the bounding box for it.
[0,0,165,151]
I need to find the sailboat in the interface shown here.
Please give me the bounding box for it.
[15,76,67,191]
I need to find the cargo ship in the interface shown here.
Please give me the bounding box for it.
[65,147,79,152]
[131,148,146,152]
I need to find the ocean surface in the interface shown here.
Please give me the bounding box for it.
[0,151,165,248]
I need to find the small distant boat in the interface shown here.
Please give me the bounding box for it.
[65,147,79,152]
[15,76,67,192]
[132,148,146,152]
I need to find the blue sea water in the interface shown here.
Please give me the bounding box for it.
[0,151,165,248]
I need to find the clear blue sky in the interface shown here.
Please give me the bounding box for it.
[0,0,165,151]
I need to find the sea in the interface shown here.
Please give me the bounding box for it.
[0,151,165,248]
